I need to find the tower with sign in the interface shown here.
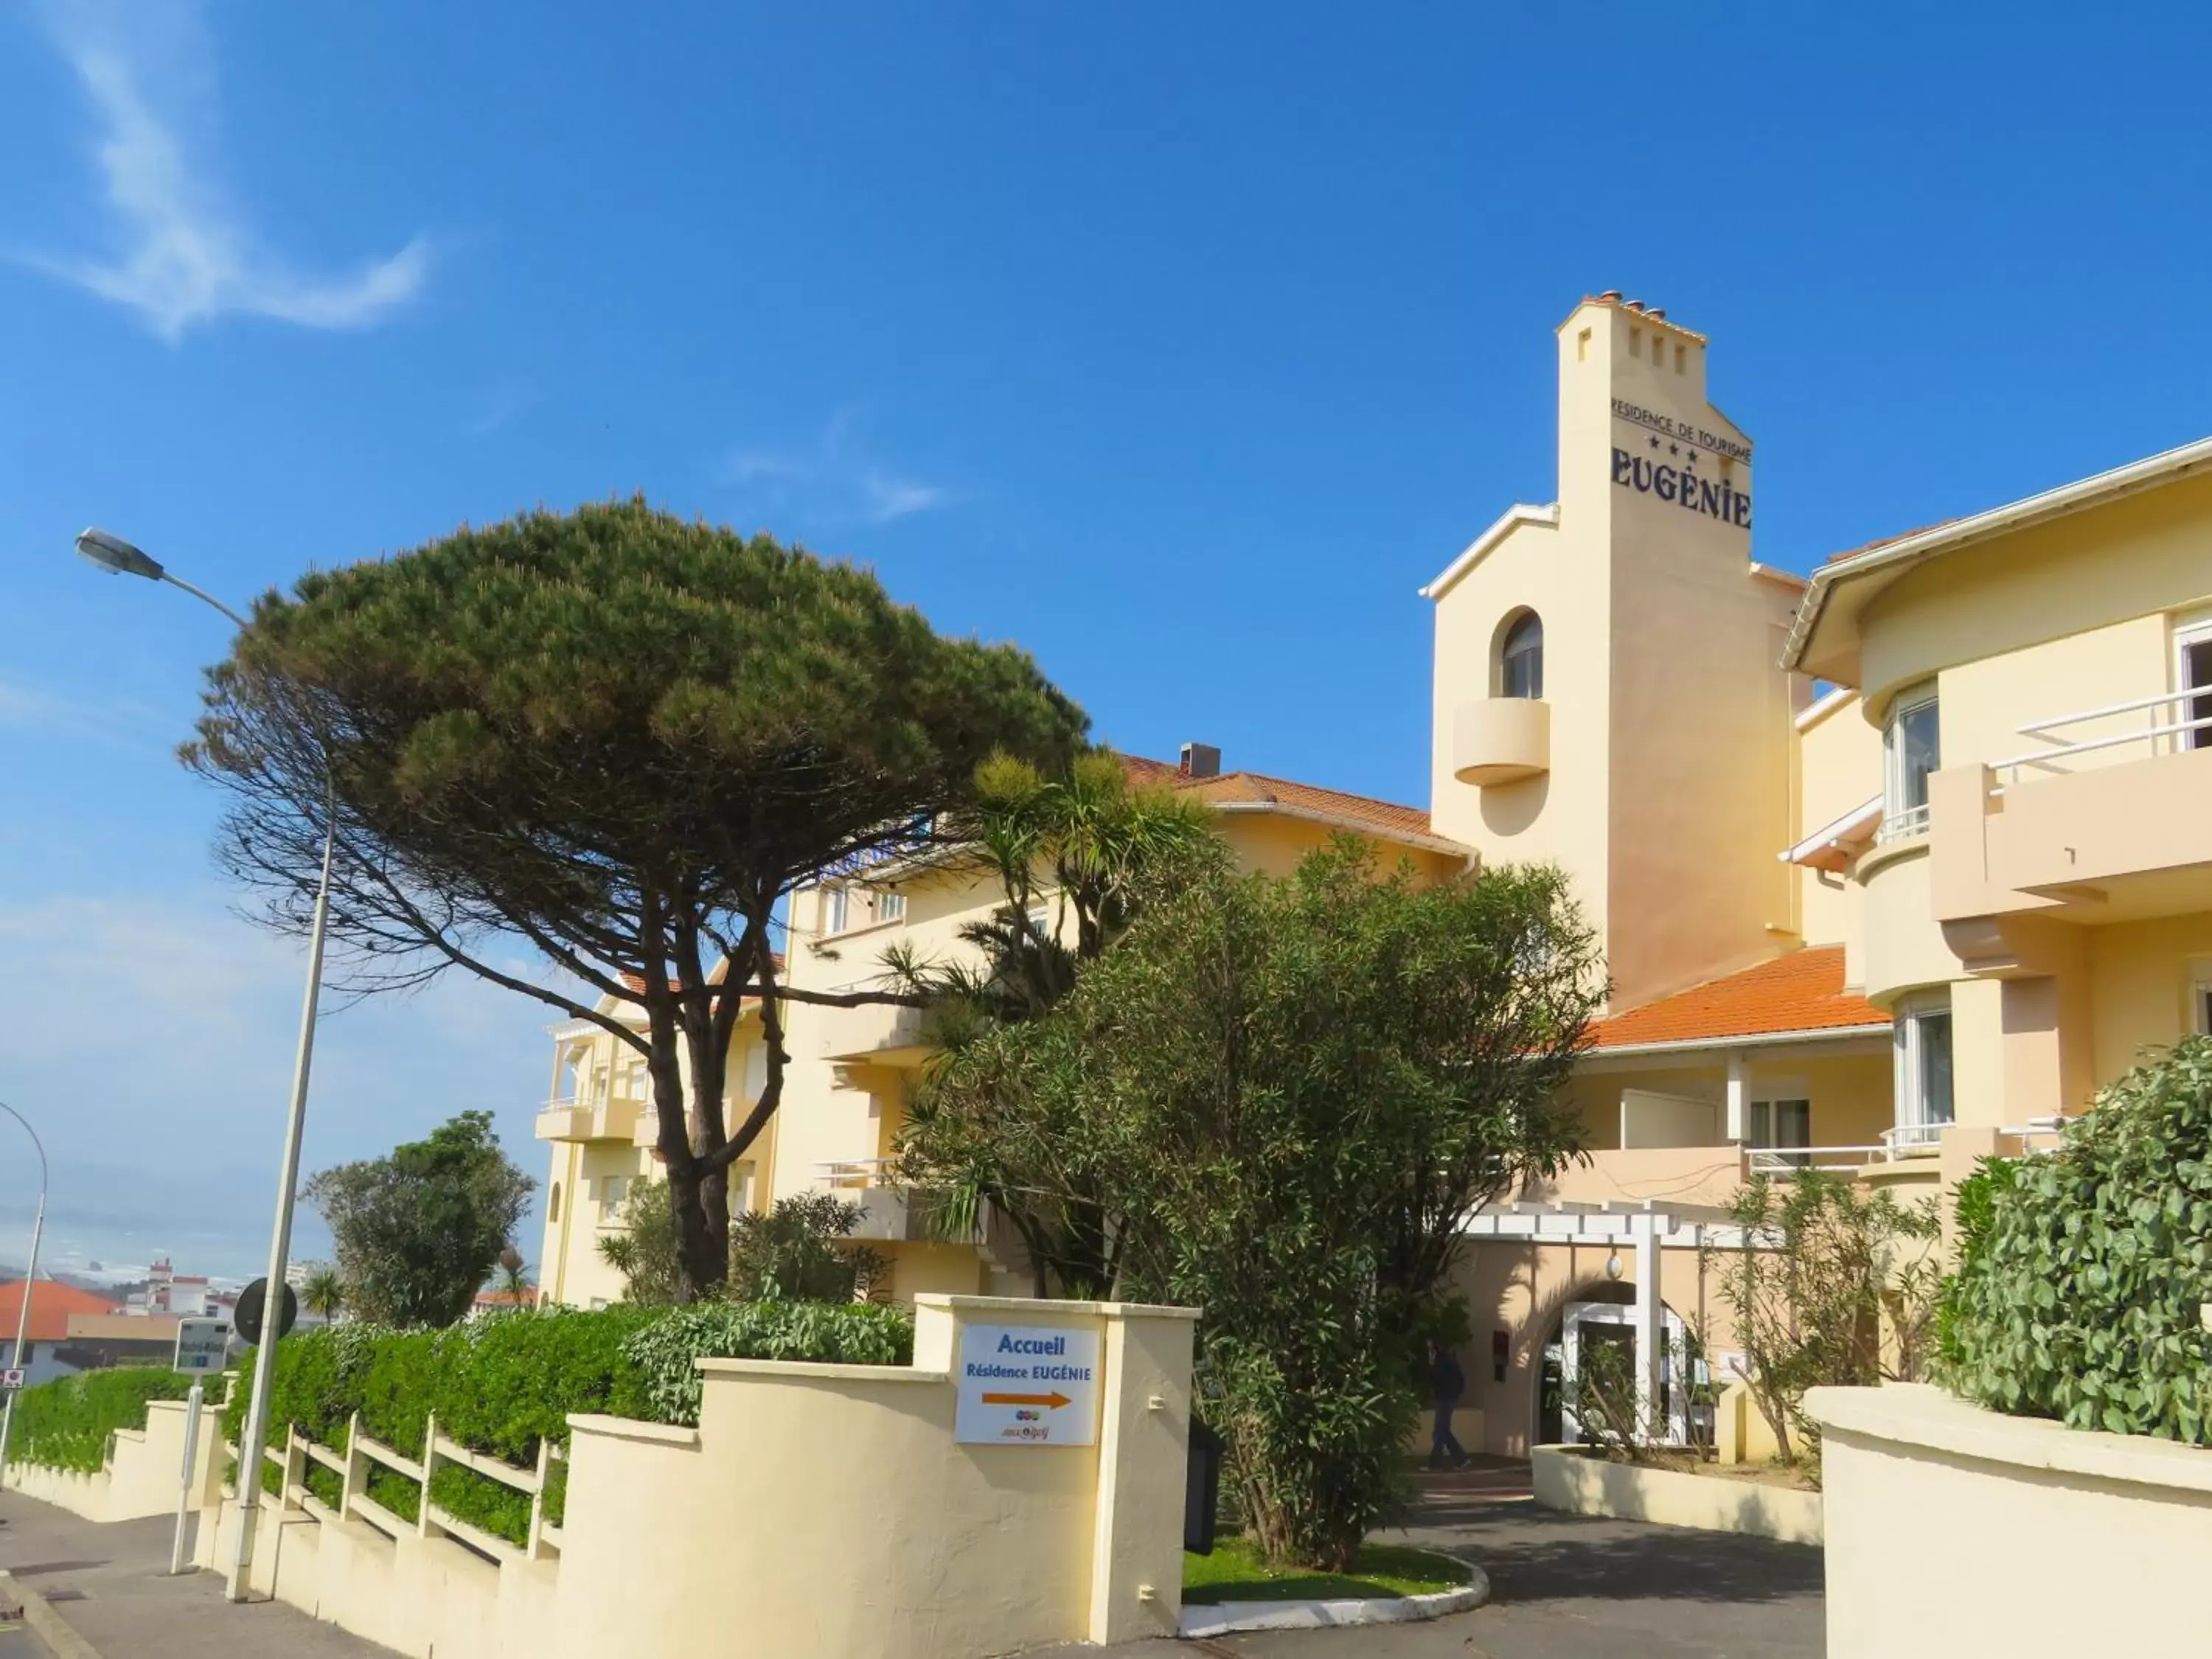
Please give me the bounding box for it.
[1424,294,1806,1012]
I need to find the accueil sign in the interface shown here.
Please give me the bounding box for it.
[955,1323,1102,1447]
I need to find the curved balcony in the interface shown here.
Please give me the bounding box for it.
[535,1093,645,1144]
[1453,698,1549,785]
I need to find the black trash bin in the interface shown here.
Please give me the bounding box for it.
[1184,1416,1224,1555]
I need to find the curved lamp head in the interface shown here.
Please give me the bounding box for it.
[74,526,164,580]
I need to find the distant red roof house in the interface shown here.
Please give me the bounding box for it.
[474,1287,540,1309]
[0,1279,120,1343]
[1587,946,1889,1051]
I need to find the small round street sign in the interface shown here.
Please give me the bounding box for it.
[235,1278,299,1347]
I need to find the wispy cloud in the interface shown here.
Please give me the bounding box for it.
[720,410,952,528]
[0,885,559,1276]
[0,675,167,748]
[26,1,431,341]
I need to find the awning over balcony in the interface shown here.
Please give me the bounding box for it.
[1778,794,1882,873]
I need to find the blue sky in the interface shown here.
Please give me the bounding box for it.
[3,1,2211,1278]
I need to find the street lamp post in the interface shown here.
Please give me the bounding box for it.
[74,528,333,1599]
[0,1100,50,1494]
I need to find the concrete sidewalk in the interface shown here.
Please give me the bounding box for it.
[0,1491,390,1659]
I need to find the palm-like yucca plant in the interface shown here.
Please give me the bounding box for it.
[300,1266,347,1321]
[888,748,1228,1294]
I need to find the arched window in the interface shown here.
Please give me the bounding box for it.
[549,1182,563,1225]
[1499,611,1543,699]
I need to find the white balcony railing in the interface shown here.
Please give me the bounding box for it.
[1881,1122,1946,1155]
[820,1158,898,1190]
[1991,688,2212,791]
[1874,802,1931,845]
[1745,1144,1885,1175]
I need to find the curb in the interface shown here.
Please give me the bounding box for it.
[0,1569,105,1659]
[1178,1557,1492,1640]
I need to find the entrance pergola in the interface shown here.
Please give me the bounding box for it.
[1462,1198,1754,1443]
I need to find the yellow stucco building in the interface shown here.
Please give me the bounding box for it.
[534,291,2212,1462]
[534,752,1471,1310]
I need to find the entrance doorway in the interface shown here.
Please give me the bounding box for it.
[1537,1283,1692,1447]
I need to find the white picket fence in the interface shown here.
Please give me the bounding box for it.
[240,1411,565,1564]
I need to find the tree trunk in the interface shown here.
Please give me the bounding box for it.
[642,985,732,1304]
[665,1157,724,1303]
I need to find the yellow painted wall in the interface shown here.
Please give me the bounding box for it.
[1814,1383,2212,1658]
[1854,470,2212,719]
[1429,299,1804,1014]
[1933,614,2169,778]
[553,1295,1197,1658]
[886,1241,992,1300]
[2085,911,2212,1085]
[1857,844,1960,1006]
[1796,692,1879,953]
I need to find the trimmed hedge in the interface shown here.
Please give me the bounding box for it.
[224,1300,914,1545]
[6,1367,196,1474]
[1944,1037,2212,1441]
[625,1300,914,1427]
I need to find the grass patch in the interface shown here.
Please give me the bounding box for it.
[1182,1536,1467,1604]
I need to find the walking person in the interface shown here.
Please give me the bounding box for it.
[1426,1338,1468,1470]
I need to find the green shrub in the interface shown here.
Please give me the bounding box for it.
[365,1466,420,1523]
[222,1300,914,1540]
[622,1300,914,1427]
[429,1463,532,1546]
[1945,1038,2212,1440]
[302,1461,343,1509]
[1933,1155,2021,1371]
[6,1368,195,1474]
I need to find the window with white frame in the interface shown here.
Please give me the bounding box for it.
[1882,685,1940,840]
[1747,1099,1812,1165]
[1025,901,1051,941]
[1894,993,1955,1140]
[819,885,849,934]
[2175,616,2212,752]
[602,1174,630,1212]
[2191,963,2212,1035]
[876,890,906,925]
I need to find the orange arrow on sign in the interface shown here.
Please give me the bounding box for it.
[981,1391,1072,1408]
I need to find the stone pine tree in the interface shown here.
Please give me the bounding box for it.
[186,499,1087,1300]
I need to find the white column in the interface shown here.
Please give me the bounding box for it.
[1633,1214,1662,1441]
[1725,1051,1747,1142]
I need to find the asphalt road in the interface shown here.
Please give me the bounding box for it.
[1029,1462,1824,1659]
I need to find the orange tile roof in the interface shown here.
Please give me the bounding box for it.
[1123,755,1443,844]
[0,1278,120,1343]
[1588,946,1889,1050]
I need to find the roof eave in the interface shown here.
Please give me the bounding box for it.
[1784,432,2212,672]
[1419,503,1560,602]
[1583,1022,1894,1060]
